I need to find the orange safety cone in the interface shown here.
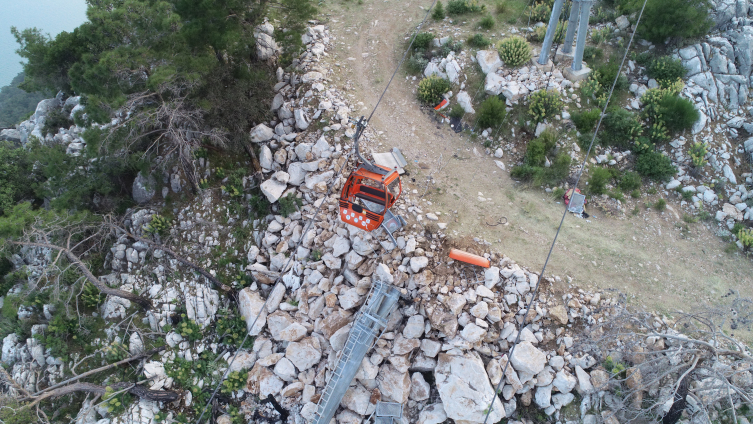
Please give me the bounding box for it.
[448,248,490,268]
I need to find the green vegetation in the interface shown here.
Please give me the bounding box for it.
[527,0,553,22]
[654,198,667,211]
[217,311,254,348]
[449,103,465,119]
[498,36,531,67]
[511,129,571,186]
[144,214,172,237]
[476,96,507,128]
[413,32,435,50]
[738,228,753,250]
[467,33,492,48]
[432,1,446,20]
[582,46,604,63]
[600,109,641,148]
[418,76,451,105]
[620,0,712,44]
[587,167,612,195]
[222,370,249,394]
[647,56,686,86]
[571,109,600,133]
[406,54,429,75]
[533,21,567,43]
[689,142,707,168]
[177,315,203,341]
[0,72,47,127]
[528,90,563,124]
[479,15,496,29]
[279,193,303,217]
[447,0,485,15]
[635,151,676,182]
[618,171,642,192]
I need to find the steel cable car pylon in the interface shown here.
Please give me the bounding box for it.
[339,117,406,249]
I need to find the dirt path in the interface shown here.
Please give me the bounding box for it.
[318,0,753,313]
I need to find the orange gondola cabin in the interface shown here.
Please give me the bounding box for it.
[339,163,402,231]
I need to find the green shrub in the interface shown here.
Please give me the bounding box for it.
[594,59,629,93]
[217,312,255,348]
[524,129,558,166]
[635,151,676,182]
[498,36,531,67]
[577,132,599,151]
[41,108,73,136]
[659,95,699,133]
[631,189,641,198]
[495,0,509,14]
[654,198,667,211]
[413,32,435,50]
[417,76,451,105]
[480,15,495,29]
[222,370,249,394]
[600,109,640,148]
[406,54,429,75]
[279,193,302,217]
[527,0,552,22]
[449,103,465,119]
[618,171,642,192]
[571,109,600,132]
[476,96,507,128]
[0,397,36,424]
[588,167,613,195]
[738,228,753,250]
[622,0,712,43]
[533,21,567,43]
[647,56,686,85]
[467,33,491,48]
[528,90,563,124]
[432,1,446,20]
[177,315,203,341]
[689,142,707,168]
[583,46,604,63]
[447,0,484,15]
[580,74,603,99]
[144,214,171,237]
[104,386,132,416]
[82,282,105,308]
[511,153,571,186]
[590,27,612,45]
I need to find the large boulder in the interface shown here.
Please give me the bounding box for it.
[260,177,287,203]
[250,124,275,143]
[476,50,503,74]
[132,173,157,204]
[457,91,475,114]
[377,364,411,403]
[238,288,267,335]
[255,24,280,61]
[285,337,322,371]
[510,341,547,376]
[484,73,506,95]
[435,353,505,423]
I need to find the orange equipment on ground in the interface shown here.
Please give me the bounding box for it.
[448,249,490,268]
[339,117,405,243]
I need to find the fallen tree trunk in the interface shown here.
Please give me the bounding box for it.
[11,241,152,309]
[26,382,179,408]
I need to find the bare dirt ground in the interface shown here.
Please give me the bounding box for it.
[317,0,753,314]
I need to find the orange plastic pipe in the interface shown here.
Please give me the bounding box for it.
[449,249,490,268]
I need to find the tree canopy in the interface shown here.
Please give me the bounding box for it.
[0,72,47,127]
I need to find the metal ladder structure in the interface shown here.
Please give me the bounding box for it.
[312,281,401,424]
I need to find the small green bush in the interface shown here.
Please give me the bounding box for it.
[588,167,613,195]
[447,0,484,15]
[467,33,491,48]
[654,198,667,211]
[42,109,73,137]
[104,386,132,415]
[217,312,255,348]
[622,0,713,44]
[659,95,699,133]
[533,21,567,43]
[528,90,563,124]
[413,32,435,50]
[571,109,600,132]
[583,46,604,63]
[689,142,707,168]
[480,15,495,29]
[590,27,611,45]
[417,76,451,105]
[498,36,531,67]
[222,370,249,394]
[178,315,203,341]
[527,1,552,22]
[432,1,446,20]
[600,109,640,148]
[618,171,642,192]
[647,56,686,85]
[635,151,676,182]
[738,228,753,250]
[631,189,641,198]
[476,96,507,128]
[495,0,509,14]
[594,59,629,93]
[0,397,36,424]
[82,282,105,308]
[449,103,465,119]
[405,54,429,75]
[279,193,303,217]
[144,214,171,237]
